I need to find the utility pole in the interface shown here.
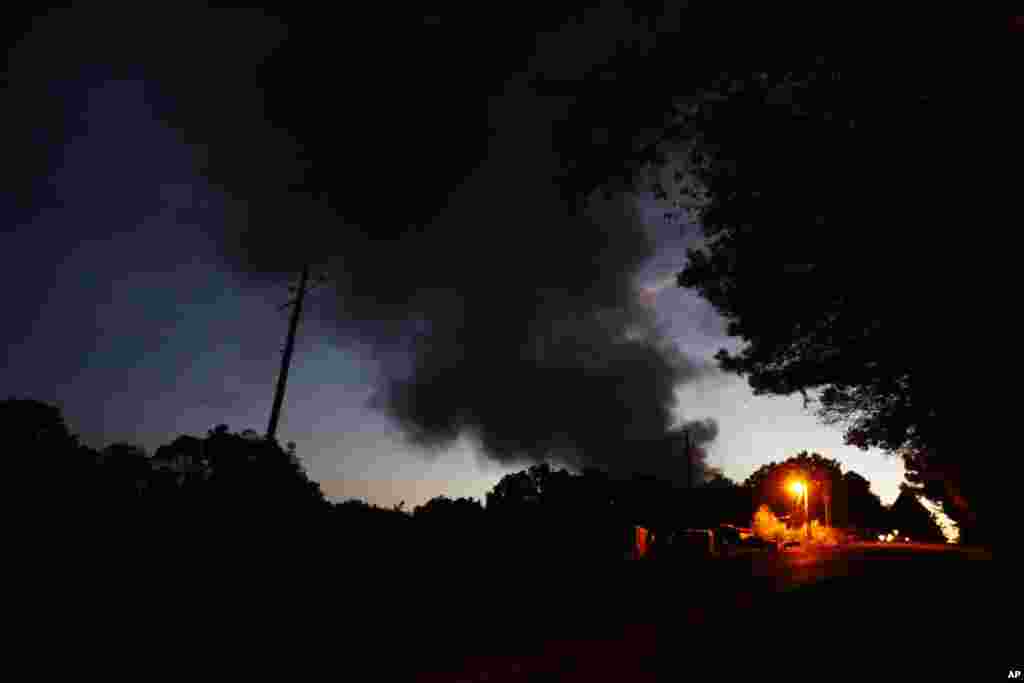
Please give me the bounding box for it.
[266,265,311,442]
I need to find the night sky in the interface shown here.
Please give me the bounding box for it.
[3,7,912,511]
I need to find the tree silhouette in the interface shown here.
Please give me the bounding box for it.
[486,465,547,512]
[414,495,484,521]
[484,464,635,560]
[901,447,981,545]
[839,471,888,538]
[480,462,759,560]
[137,425,328,553]
[540,20,1004,548]
[330,498,411,562]
[5,397,83,462]
[703,471,737,489]
[743,452,845,528]
[96,443,151,499]
[412,495,486,559]
[3,397,95,511]
[888,485,946,543]
[668,64,995,545]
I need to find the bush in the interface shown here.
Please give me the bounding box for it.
[753,505,842,546]
[753,505,786,543]
[808,520,842,545]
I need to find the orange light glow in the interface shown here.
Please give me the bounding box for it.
[789,481,804,496]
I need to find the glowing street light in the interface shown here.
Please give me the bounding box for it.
[789,480,810,541]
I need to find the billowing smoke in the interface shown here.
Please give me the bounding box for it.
[17,7,720,485]
[215,77,718,485]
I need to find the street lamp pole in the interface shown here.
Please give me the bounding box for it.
[804,482,811,541]
[825,489,831,529]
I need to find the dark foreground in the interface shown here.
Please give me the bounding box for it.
[46,542,1004,679]
[399,543,1004,680]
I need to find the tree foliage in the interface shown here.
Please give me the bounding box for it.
[414,495,484,522]
[752,504,785,544]
[743,452,840,521]
[542,13,1011,549]
[840,471,888,536]
[4,397,98,511]
[3,397,943,564]
[888,485,947,544]
[669,61,995,544]
[3,398,328,555]
[742,452,885,533]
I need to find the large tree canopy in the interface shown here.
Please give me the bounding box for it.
[743,452,844,525]
[547,13,1012,548]
[669,54,1000,545]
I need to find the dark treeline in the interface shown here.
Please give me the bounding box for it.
[10,397,943,565]
[11,398,326,560]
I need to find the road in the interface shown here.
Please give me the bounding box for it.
[407,543,1004,681]
[65,541,1002,679]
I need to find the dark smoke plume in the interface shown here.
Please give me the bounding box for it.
[12,7,718,484]
[230,80,717,485]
